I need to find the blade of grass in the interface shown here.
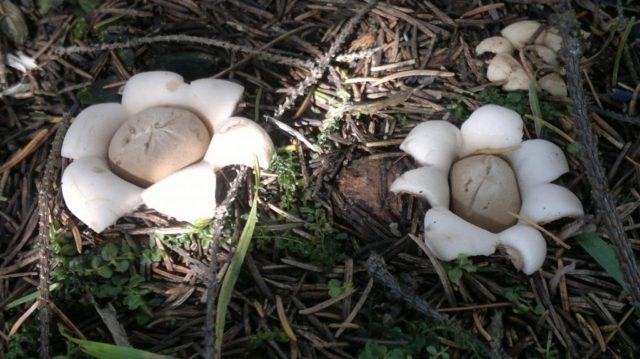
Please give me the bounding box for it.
[576,232,626,287]
[529,77,543,136]
[611,17,636,87]
[65,335,176,359]
[215,164,260,358]
[5,283,61,309]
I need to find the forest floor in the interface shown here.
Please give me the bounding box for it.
[1,0,640,358]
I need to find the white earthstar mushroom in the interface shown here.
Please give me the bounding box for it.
[391,104,584,275]
[60,71,275,232]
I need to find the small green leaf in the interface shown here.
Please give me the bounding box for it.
[96,266,112,278]
[37,0,64,15]
[576,232,626,287]
[114,260,130,272]
[448,267,463,283]
[101,243,118,261]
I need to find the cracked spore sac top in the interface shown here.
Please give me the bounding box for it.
[108,106,210,187]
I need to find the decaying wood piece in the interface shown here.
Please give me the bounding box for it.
[36,114,69,359]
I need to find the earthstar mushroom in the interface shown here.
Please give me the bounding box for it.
[61,71,275,232]
[391,104,584,274]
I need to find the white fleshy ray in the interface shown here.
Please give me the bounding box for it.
[423,207,500,261]
[520,183,584,224]
[203,117,275,170]
[183,78,244,132]
[460,104,523,156]
[121,71,187,115]
[399,120,462,172]
[389,166,450,208]
[500,20,545,49]
[498,224,547,275]
[475,36,514,55]
[539,73,567,97]
[141,162,217,223]
[506,139,569,192]
[61,157,143,233]
[61,103,128,159]
[120,71,244,132]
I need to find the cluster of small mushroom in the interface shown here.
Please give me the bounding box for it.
[391,104,584,275]
[61,71,274,233]
[476,20,567,97]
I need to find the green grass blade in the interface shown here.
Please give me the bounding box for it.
[612,17,636,87]
[215,165,260,357]
[65,336,176,359]
[528,77,543,137]
[5,283,61,309]
[576,232,626,287]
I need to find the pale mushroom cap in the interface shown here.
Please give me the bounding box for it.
[61,103,128,160]
[486,53,522,83]
[61,157,143,233]
[424,207,500,261]
[500,20,545,49]
[503,67,531,91]
[520,183,584,224]
[107,106,210,187]
[121,71,244,132]
[141,162,217,223]
[203,117,275,170]
[450,155,521,233]
[539,73,568,97]
[399,120,462,172]
[506,139,569,192]
[476,36,514,55]
[498,224,547,275]
[460,104,523,156]
[389,165,449,208]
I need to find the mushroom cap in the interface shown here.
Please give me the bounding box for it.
[460,104,523,156]
[539,73,568,97]
[203,117,275,170]
[141,162,217,223]
[449,155,521,233]
[61,103,128,160]
[108,106,210,187]
[424,207,499,261]
[390,165,449,208]
[399,120,462,172]
[500,20,545,49]
[476,36,514,55]
[498,224,547,274]
[61,156,143,232]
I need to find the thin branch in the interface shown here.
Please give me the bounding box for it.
[271,0,380,120]
[37,114,70,359]
[552,3,640,312]
[203,166,249,359]
[53,35,313,69]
